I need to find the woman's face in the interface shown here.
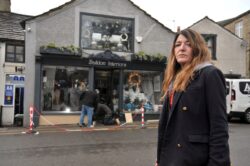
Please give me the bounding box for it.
[174,34,193,67]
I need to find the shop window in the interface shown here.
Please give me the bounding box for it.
[80,13,134,52]
[123,70,162,113]
[202,34,217,60]
[42,66,89,112]
[5,44,25,63]
[235,21,243,38]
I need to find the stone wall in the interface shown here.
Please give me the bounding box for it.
[0,0,10,12]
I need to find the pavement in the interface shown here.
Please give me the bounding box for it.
[0,120,159,135]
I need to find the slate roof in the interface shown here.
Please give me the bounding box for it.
[217,10,250,26]
[217,18,235,26]
[0,11,32,41]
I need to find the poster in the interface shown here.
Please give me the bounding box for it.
[4,84,14,105]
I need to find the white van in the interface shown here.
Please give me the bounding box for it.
[226,78,250,123]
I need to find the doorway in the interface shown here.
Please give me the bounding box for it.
[14,87,24,126]
[94,69,120,111]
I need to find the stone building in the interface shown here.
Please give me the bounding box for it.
[21,0,175,126]
[190,16,247,77]
[0,0,31,126]
[219,10,250,77]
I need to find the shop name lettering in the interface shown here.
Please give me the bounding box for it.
[88,59,127,67]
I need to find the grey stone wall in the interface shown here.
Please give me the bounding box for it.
[23,0,175,126]
[191,18,246,77]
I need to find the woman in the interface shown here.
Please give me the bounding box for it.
[155,29,230,166]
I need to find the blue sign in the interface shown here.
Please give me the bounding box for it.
[6,75,25,84]
[4,84,14,105]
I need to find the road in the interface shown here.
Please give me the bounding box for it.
[0,121,249,166]
[229,121,250,166]
[0,127,157,166]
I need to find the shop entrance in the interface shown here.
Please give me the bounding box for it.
[14,87,24,126]
[94,69,120,111]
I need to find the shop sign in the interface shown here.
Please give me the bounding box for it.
[88,59,127,68]
[6,74,25,84]
[4,84,14,105]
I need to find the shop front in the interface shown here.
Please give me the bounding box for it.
[22,0,176,126]
[36,50,165,125]
[2,74,25,126]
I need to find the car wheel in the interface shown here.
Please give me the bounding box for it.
[244,109,250,124]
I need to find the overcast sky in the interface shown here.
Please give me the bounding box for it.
[11,0,250,31]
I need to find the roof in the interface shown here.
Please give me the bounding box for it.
[188,16,243,41]
[0,11,32,41]
[217,10,250,26]
[217,18,235,26]
[21,0,174,34]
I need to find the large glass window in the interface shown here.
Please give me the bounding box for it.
[5,44,25,63]
[123,70,162,113]
[42,66,89,112]
[80,13,134,52]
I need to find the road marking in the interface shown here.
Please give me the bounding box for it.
[66,129,82,132]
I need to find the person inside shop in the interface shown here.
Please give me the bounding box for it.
[78,83,98,128]
[155,29,230,166]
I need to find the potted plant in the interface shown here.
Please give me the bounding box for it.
[40,43,82,56]
[132,51,166,63]
[153,53,167,63]
[132,51,147,61]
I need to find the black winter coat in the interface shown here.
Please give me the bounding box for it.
[79,90,98,109]
[157,65,230,166]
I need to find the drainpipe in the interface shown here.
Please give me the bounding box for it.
[0,105,2,127]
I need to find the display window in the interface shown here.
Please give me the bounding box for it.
[80,13,134,52]
[123,70,162,113]
[42,66,89,112]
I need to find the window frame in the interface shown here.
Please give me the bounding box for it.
[41,65,90,112]
[79,12,135,53]
[5,43,25,63]
[235,20,243,38]
[123,70,162,112]
[202,34,217,60]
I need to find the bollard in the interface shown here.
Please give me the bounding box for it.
[29,106,34,130]
[141,106,146,128]
[25,106,38,134]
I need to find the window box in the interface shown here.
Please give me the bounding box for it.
[131,52,167,63]
[40,45,82,57]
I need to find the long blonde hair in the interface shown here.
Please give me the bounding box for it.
[162,29,211,97]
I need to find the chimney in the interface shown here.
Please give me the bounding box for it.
[0,0,11,12]
[177,26,181,32]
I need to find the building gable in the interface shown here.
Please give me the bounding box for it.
[189,16,247,77]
